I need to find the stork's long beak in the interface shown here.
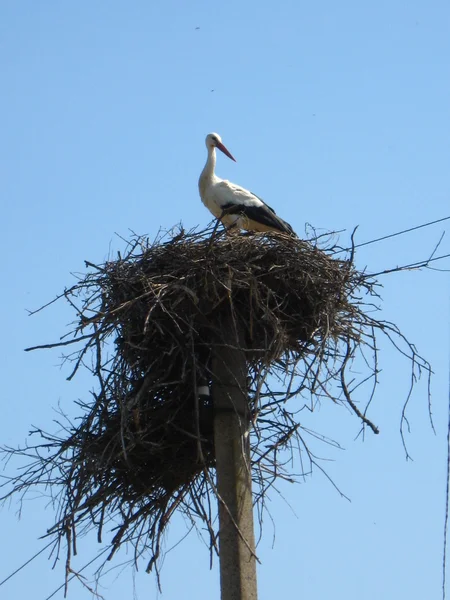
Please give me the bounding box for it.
[216,140,236,162]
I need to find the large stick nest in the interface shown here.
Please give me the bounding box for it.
[1,225,429,584]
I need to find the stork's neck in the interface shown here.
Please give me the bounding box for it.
[201,146,217,182]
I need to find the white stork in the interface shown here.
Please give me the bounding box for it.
[198,133,295,235]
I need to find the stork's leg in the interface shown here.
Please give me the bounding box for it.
[208,214,228,249]
[220,208,242,235]
[225,222,239,235]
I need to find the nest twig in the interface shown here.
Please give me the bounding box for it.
[0,224,430,588]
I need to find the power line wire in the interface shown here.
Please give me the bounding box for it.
[332,215,450,254]
[442,293,450,600]
[355,215,450,249]
[0,541,54,588]
[364,252,450,279]
[43,548,109,600]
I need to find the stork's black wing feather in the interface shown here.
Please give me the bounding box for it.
[250,192,277,214]
[222,201,295,235]
[249,193,295,234]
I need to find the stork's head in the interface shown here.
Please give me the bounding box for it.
[205,132,236,162]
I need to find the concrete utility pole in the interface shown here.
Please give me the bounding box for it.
[212,317,258,600]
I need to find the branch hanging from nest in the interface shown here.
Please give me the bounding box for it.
[0,223,431,589]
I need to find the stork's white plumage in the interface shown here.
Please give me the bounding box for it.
[198,133,295,235]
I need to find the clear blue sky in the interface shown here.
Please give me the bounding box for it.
[1,1,449,598]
